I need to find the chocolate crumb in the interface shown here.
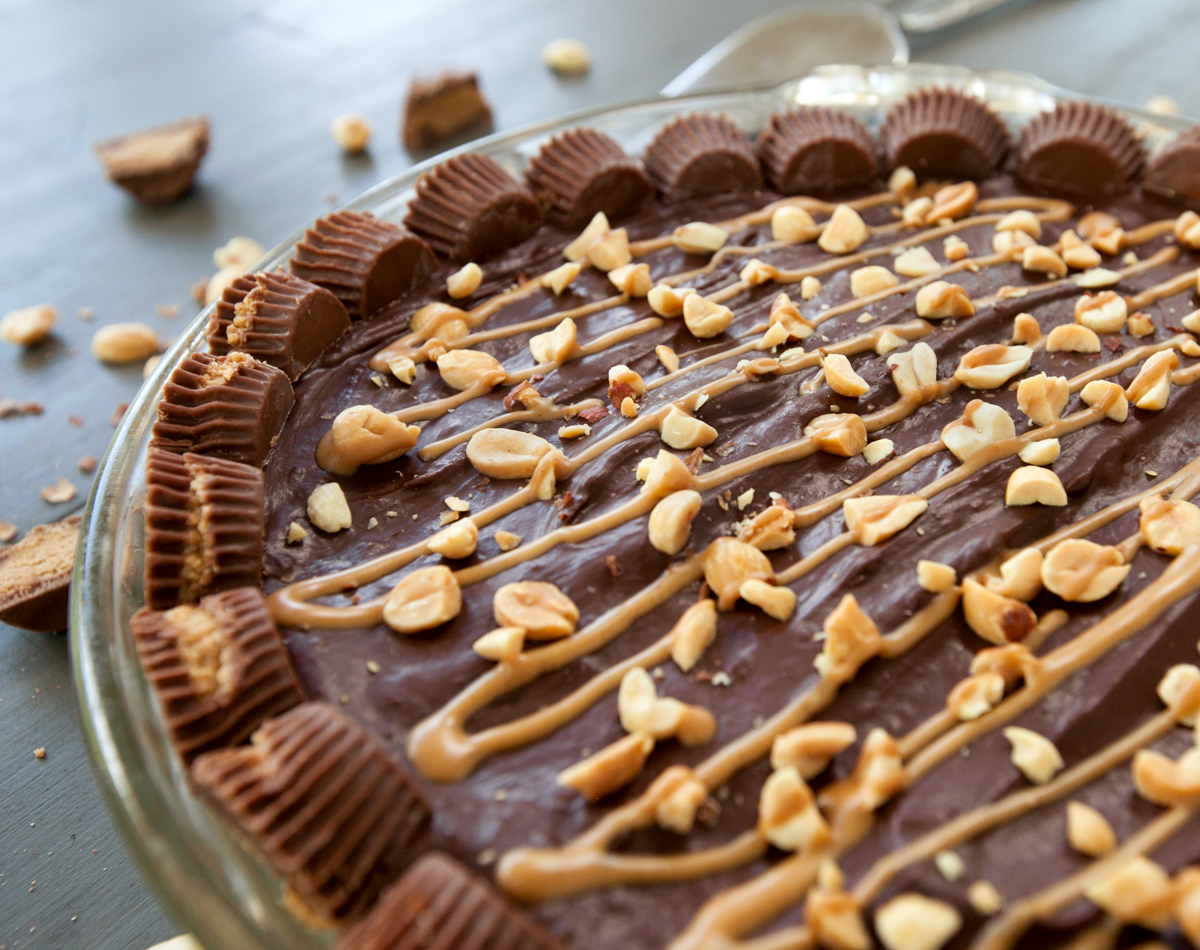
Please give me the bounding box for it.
[77,456,98,474]
[155,303,181,319]
[190,279,208,305]
[67,415,84,428]
[110,402,129,427]
[0,399,44,419]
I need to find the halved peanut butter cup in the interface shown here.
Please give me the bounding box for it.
[150,351,293,467]
[404,153,542,263]
[642,113,762,202]
[879,88,1009,180]
[290,211,436,318]
[525,128,653,228]
[209,270,350,381]
[758,106,878,195]
[144,449,264,610]
[190,702,430,920]
[131,586,304,762]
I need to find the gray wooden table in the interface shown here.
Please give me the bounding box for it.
[3,0,1199,947]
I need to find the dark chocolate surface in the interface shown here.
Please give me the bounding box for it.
[260,177,1200,949]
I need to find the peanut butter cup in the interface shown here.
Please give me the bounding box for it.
[878,88,1009,179]
[1018,101,1146,196]
[757,106,878,195]
[93,116,209,204]
[642,113,762,201]
[402,71,493,154]
[209,270,351,381]
[144,449,264,610]
[150,351,294,467]
[190,702,430,920]
[1145,126,1200,203]
[334,852,563,950]
[0,515,80,632]
[290,211,436,319]
[403,153,543,263]
[525,128,653,228]
[131,587,303,763]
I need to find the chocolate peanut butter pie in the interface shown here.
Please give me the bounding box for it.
[134,89,1200,950]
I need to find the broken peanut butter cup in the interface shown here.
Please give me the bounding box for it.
[150,351,294,467]
[403,153,543,263]
[642,114,762,202]
[93,115,209,204]
[290,211,436,319]
[757,106,878,195]
[131,587,304,763]
[1144,125,1200,204]
[208,270,351,381]
[1018,101,1146,196]
[402,70,493,154]
[190,702,430,920]
[525,128,653,228]
[144,449,264,610]
[879,88,1009,180]
[0,515,80,632]
[334,851,563,950]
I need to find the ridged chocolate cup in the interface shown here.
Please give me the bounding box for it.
[1144,126,1200,204]
[642,113,762,201]
[1018,101,1146,197]
[403,153,543,263]
[335,852,564,950]
[131,587,304,763]
[209,270,351,381]
[525,128,653,228]
[757,106,878,195]
[150,351,294,467]
[144,449,264,610]
[190,702,430,921]
[879,88,1010,180]
[290,212,436,319]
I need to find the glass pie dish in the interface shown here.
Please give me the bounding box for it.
[70,63,1196,950]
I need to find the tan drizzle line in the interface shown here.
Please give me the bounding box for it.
[267,319,927,628]
[496,450,1200,905]
[663,546,1200,950]
[416,398,603,461]
[494,592,959,904]
[972,804,1198,950]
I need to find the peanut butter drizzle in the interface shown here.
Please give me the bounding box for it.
[973,804,1198,950]
[906,544,1200,783]
[663,550,1200,950]
[417,398,604,461]
[496,592,960,904]
[495,453,1200,906]
[1128,266,1200,310]
[857,706,1184,906]
[407,557,705,782]
[270,182,1199,945]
